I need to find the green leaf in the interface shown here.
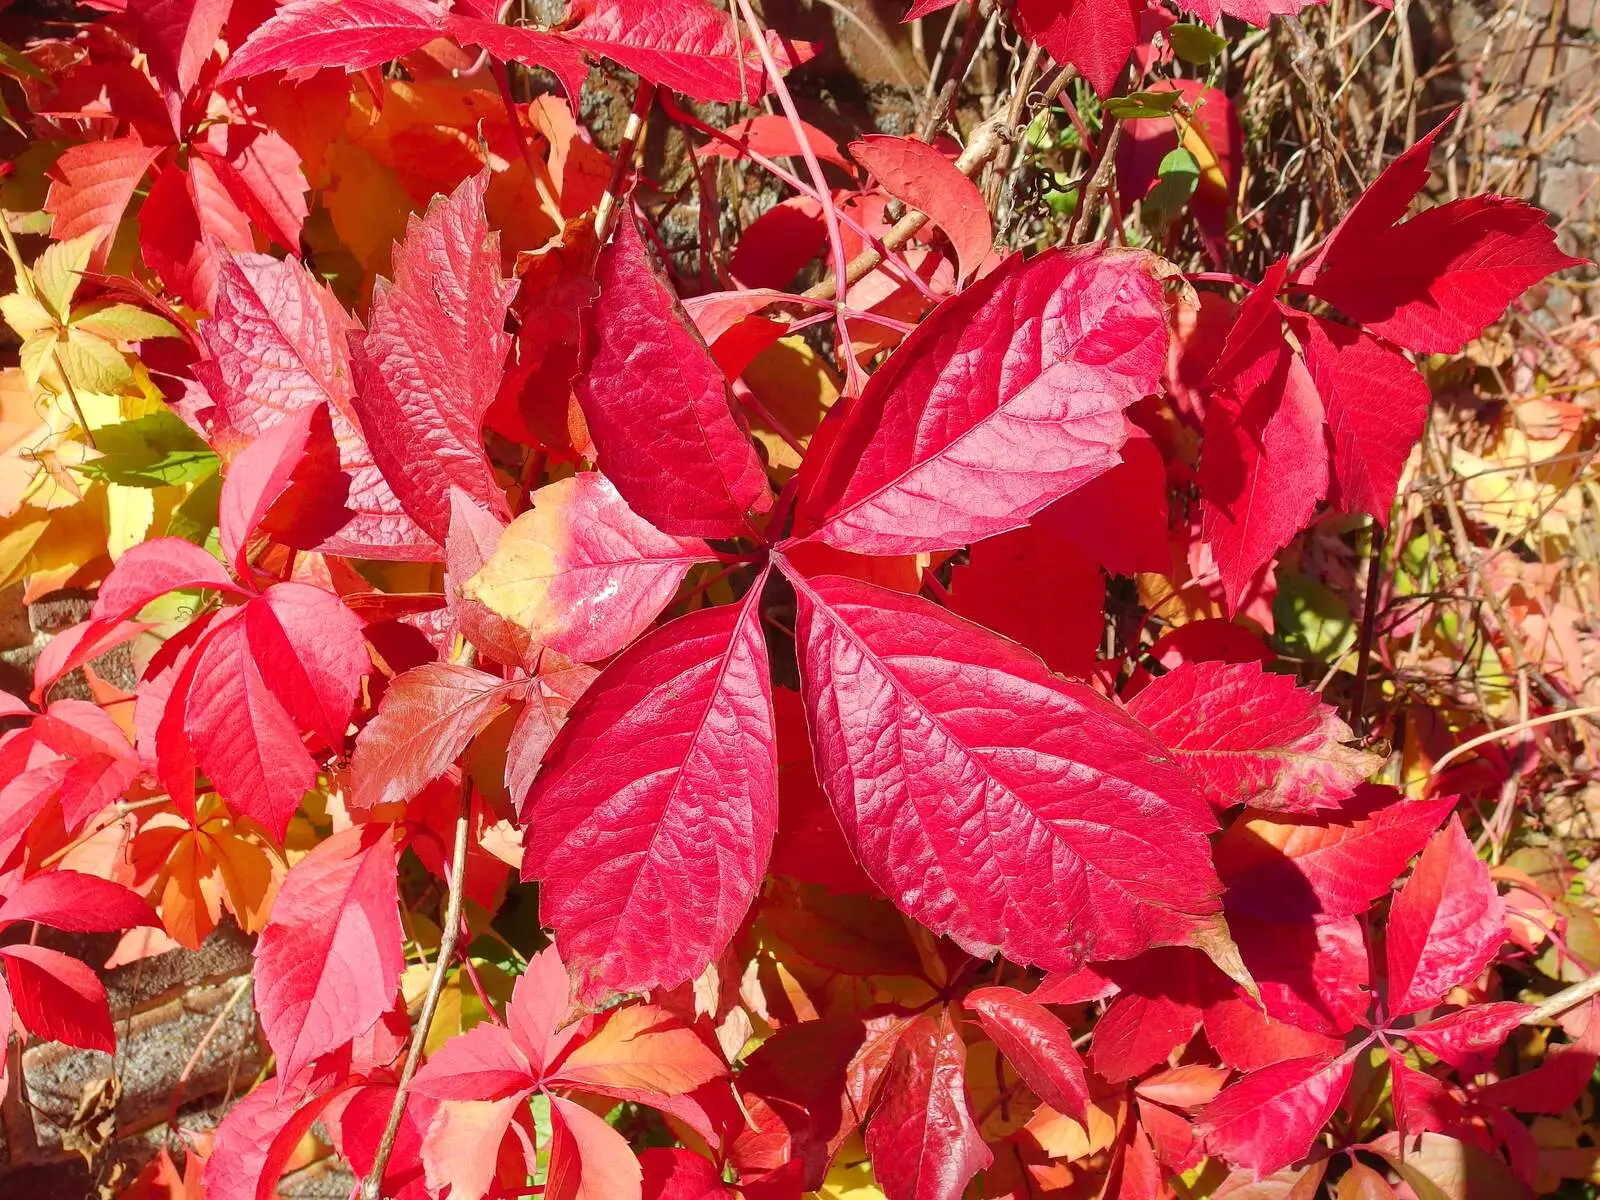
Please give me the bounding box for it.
[1143,146,1201,218]
[167,471,223,545]
[1273,572,1356,663]
[79,448,219,487]
[1105,91,1182,120]
[79,411,218,486]
[1169,24,1228,65]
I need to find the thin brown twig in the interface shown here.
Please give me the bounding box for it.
[360,772,474,1198]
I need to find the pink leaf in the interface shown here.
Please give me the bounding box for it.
[796,247,1167,555]
[43,138,164,260]
[349,664,518,809]
[963,986,1090,1122]
[349,171,517,541]
[522,589,777,1003]
[31,699,142,828]
[140,156,254,308]
[786,567,1222,970]
[864,1009,991,1200]
[564,0,805,102]
[245,582,369,749]
[577,213,771,539]
[1384,815,1508,1018]
[218,0,449,82]
[1405,1002,1531,1074]
[443,19,589,102]
[197,125,309,253]
[547,1094,644,1200]
[220,406,315,578]
[1124,660,1380,813]
[186,615,317,840]
[0,870,156,934]
[252,824,405,1082]
[462,473,715,663]
[92,537,243,623]
[200,252,435,559]
[0,943,117,1053]
[848,135,991,279]
[411,1022,538,1101]
[1196,1048,1360,1176]
[1290,313,1432,526]
[639,1148,730,1199]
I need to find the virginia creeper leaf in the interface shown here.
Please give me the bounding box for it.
[0,870,156,934]
[787,567,1222,970]
[864,1009,991,1200]
[1405,1002,1531,1074]
[1196,1048,1360,1176]
[547,1094,645,1200]
[0,943,116,1053]
[43,138,164,259]
[464,473,714,663]
[521,587,778,1002]
[1124,659,1380,813]
[219,0,449,82]
[1384,816,1507,1018]
[252,824,404,1083]
[849,135,991,280]
[576,213,771,539]
[797,247,1167,554]
[963,986,1091,1122]
[349,171,516,542]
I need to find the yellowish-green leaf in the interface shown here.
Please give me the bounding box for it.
[33,232,98,318]
[0,290,53,338]
[71,302,180,342]
[106,482,156,558]
[55,328,135,394]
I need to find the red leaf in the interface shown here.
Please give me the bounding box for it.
[1384,816,1507,1018]
[1388,1053,1464,1137]
[1475,1045,1599,1115]
[864,1009,991,1200]
[1033,427,1170,576]
[849,135,992,280]
[1090,951,1208,1082]
[252,824,404,1083]
[205,1081,341,1200]
[218,0,449,82]
[1125,660,1379,813]
[92,537,243,623]
[697,114,852,172]
[521,590,777,1002]
[200,252,435,559]
[244,582,369,749]
[1199,269,1328,615]
[1297,120,1582,354]
[220,405,314,578]
[577,213,771,539]
[43,138,164,260]
[140,155,253,308]
[463,473,715,663]
[1216,787,1456,923]
[442,19,589,102]
[639,1148,729,1199]
[964,986,1090,1122]
[129,0,232,101]
[1196,1048,1359,1176]
[350,664,518,809]
[185,615,318,838]
[1230,912,1370,1036]
[547,1094,644,1200]
[1405,1002,1531,1073]
[0,870,156,934]
[947,524,1104,678]
[195,126,309,264]
[32,699,142,828]
[1012,0,1138,97]
[349,171,517,542]
[787,568,1222,970]
[796,247,1167,555]
[564,0,805,102]
[1290,314,1431,526]
[0,943,116,1053]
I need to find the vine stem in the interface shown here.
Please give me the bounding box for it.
[594,81,657,244]
[1348,519,1386,738]
[1522,971,1600,1027]
[360,776,471,1199]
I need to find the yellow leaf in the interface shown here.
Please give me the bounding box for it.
[106,482,155,558]
[32,231,98,318]
[56,327,135,394]
[0,290,53,338]
[743,336,839,481]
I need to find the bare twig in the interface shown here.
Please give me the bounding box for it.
[1523,971,1600,1027]
[1348,520,1388,738]
[594,81,657,244]
[360,773,474,1199]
